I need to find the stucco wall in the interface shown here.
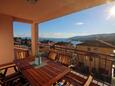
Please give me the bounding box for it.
[0,14,14,65]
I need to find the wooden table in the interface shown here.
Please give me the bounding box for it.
[14,57,70,86]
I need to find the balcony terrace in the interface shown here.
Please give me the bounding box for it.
[0,0,115,86]
[11,44,114,86]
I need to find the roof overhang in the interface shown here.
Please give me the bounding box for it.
[0,0,114,23]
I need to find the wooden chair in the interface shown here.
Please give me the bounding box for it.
[58,54,70,66]
[48,51,57,61]
[0,63,29,86]
[83,75,93,86]
[65,72,96,86]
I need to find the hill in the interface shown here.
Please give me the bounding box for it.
[69,33,115,45]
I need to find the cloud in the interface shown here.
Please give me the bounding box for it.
[75,22,84,26]
[40,32,76,38]
[14,32,31,37]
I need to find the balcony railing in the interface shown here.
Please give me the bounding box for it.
[14,45,30,60]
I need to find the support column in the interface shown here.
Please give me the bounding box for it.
[31,23,38,57]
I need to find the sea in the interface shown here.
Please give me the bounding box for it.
[39,38,82,45]
[39,38,68,42]
[22,37,82,45]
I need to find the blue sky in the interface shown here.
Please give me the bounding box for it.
[13,2,115,38]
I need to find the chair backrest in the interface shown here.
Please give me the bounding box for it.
[83,75,93,86]
[48,51,57,60]
[58,54,70,66]
[0,63,18,76]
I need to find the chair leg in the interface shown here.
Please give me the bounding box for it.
[23,82,30,86]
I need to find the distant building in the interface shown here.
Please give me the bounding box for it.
[70,40,82,47]
[76,40,115,55]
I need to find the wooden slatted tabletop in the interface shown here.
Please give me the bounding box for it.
[14,57,70,86]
